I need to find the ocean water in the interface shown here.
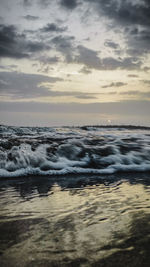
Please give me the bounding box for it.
[0,125,150,177]
[0,125,150,266]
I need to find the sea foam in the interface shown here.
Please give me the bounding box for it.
[0,125,150,177]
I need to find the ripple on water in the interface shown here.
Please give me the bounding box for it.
[0,176,150,266]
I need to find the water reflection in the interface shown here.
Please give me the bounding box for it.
[0,172,150,199]
[93,212,150,267]
[0,175,150,266]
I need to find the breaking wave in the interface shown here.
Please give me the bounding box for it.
[0,125,150,178]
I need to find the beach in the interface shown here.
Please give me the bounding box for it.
[0,174,150,266]
[0,125,150,266]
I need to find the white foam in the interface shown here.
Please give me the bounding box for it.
[0,125,150,178]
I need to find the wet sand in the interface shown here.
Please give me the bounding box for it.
[0,174,150,266]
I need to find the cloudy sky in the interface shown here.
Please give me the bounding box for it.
[0,0,150,126]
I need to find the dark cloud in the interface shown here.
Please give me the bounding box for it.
[52,35,75,62]
[23,15,39,21]
[0,20,144,71]
[0,24,50,59]
[104,40,119,49]
[21,0,150,34]
[40,23,67,33]
[0,71,97,100]
[142,66,150,72]
[0,71,63,99]
[27,42,50,52]
[82,0,150,57]
[120,90,150,98]
[37,66,53,74]
[102,57,142,71]
[142,80,150,85]
[75,95,97,99]
[128,74,139,78]
[75,45,101,69]
[1,1,149,73]
[60,0,79,9]
[58,40,143,70]
[106,91,117,95]
[126,28,150,56]
[85,0,150,27]
[37,55,60,64]
[36,56,61,73]
[38,0,51,8]
[0,24,28,58]
[120,90,140,95]
[52,35,75,47]
[57,0,150,59]
[102,82,127,89]
[74,52,142,71]
[79,66,92,74]
[62,43,143,71]
[23,0,32,7]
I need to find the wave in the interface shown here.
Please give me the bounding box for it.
[0,125,150,178]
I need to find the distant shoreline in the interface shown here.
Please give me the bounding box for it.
[79,125,150,130]
[1,124,150,130]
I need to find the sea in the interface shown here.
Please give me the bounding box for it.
[0,125,150,266]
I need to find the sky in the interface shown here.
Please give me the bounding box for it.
[0,0,150,126]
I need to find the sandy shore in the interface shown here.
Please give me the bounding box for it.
[0,174,150,266]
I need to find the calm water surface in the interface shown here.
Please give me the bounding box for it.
[0,175,150,267]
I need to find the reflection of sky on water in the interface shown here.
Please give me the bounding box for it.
[0,176,150,266]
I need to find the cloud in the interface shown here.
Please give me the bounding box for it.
[0,21,144,71]
[40,23,67,33]
[102,57,142,71]
[85,0,150,27]
[143,66,150,72]
[37,0,52,8]
[102,82,127,88]
[36,55,60,73]
[60,0,79,9]
[23,0,32,6]
[142,80,150,85]
[120,90,150,98]
[0,71,63,99]
[59,43,143,71]
[52,35,75,48]
[120,90,140,95]
[82,0,150,58]
[75,45,101,69]
[79,66,92,74]
[59,0,150,59]
[52,35,75,62]
[0,24,51,59]
[74,94,97,99]
[23,15,39,21]
[104,40,119,49]
[26,42,50,53]
[126,28,150,56]
[128,74,139,78]
[0,64,18,71]
[1,0,149,75]
[0,71,98,100]
[37,55,60,64]
[0,24,28,58]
